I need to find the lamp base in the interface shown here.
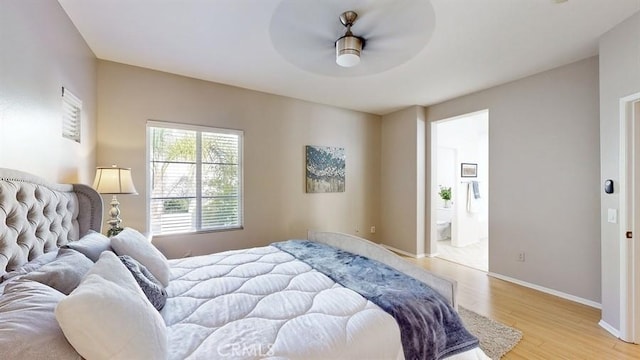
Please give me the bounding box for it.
[107,226,124,237]
[106,195,124,237]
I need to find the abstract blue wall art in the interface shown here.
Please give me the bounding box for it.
[305,145,345,193]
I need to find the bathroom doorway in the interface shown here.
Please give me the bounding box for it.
[431,110,489,271]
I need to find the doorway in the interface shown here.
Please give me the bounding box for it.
[620,94,640,344]
[431,110,489,271]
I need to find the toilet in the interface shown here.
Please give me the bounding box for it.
[437,207,452,241]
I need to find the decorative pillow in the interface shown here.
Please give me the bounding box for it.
[62,230,112,262]
[0,279,81,359]
[1,249,59,283]
[111,227,170,287]
[22,248,93,295]
[119,255,167,311]
[55,254,167,360]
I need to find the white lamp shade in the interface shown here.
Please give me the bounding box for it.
[93,166,138,195]
[336,35,362,67]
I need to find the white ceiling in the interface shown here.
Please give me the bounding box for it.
[57,0,640,116]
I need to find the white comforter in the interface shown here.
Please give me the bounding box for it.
[162,245,488,360]
[162,246,403,359]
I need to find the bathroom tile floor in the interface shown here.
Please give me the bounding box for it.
[436,237,488,272]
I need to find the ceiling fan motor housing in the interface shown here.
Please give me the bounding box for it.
[336,35,363,67]
[336,11,364,67]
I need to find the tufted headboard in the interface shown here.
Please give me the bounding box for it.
[0,168,103,277]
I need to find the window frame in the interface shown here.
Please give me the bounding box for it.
[146,120,244,236]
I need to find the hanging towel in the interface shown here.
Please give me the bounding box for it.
[472,181,481,199]
[466,183,481,213]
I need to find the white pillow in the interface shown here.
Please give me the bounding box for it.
[85,251,142,295]
[55,253,167,360]
[62,230,112,262]
[111,227,170,287]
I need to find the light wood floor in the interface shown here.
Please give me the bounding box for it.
[408,256,640,359]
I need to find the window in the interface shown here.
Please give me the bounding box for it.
[62,87,82,143]
[147,121,243,235]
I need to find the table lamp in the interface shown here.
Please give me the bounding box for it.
[93,165,138,236]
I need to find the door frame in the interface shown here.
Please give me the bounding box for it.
[428,109,489,266]
[619,92,640,343]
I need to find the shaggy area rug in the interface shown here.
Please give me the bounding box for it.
[458,306,523,359]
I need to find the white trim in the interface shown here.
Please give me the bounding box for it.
[619,94,631,342]
[619,92,640,343]
[599,320,621,339]
[429,122,439,255]
[380,244,426,259]
[417,116,426,256]
[432,109,489,123]
[145,126,152,233]
[634,98,640,344]
[488,272,601,309]
[147,119,244,137]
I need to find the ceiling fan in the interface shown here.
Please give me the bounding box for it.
[335,11,365,68]
[269,0,435,77]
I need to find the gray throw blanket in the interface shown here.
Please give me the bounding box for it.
[272,240,479,360]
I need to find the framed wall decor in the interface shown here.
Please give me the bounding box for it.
[306,145,345,193]
[461,163,478,178]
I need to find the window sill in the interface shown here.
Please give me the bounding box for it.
[151,226,244,239]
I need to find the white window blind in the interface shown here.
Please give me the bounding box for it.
[61,87,82,143]
[147,121,243,235]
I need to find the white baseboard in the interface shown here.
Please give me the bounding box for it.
[380,244,426,259]
[488,272,602,309]
[598,320,620,338]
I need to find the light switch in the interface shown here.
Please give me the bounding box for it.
[608,209,617,224]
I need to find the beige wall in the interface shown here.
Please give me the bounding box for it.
[599,11,640,331]
[427,57,601,303]
[0,0,97,183]
[97,61,381,258]
[380,106,426,255]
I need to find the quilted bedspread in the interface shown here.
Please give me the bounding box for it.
[273,240,480,360]
[162,246,404,360]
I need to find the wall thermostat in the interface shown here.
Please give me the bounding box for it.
[604,179,614,194]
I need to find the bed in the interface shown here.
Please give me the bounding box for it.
[0,168,489,360]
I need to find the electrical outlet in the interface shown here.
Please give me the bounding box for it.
[370,226,376,234]
[517,252,525,262]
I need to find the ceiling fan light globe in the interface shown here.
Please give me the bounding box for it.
[337,52,360,67]
[336,35,362,67]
